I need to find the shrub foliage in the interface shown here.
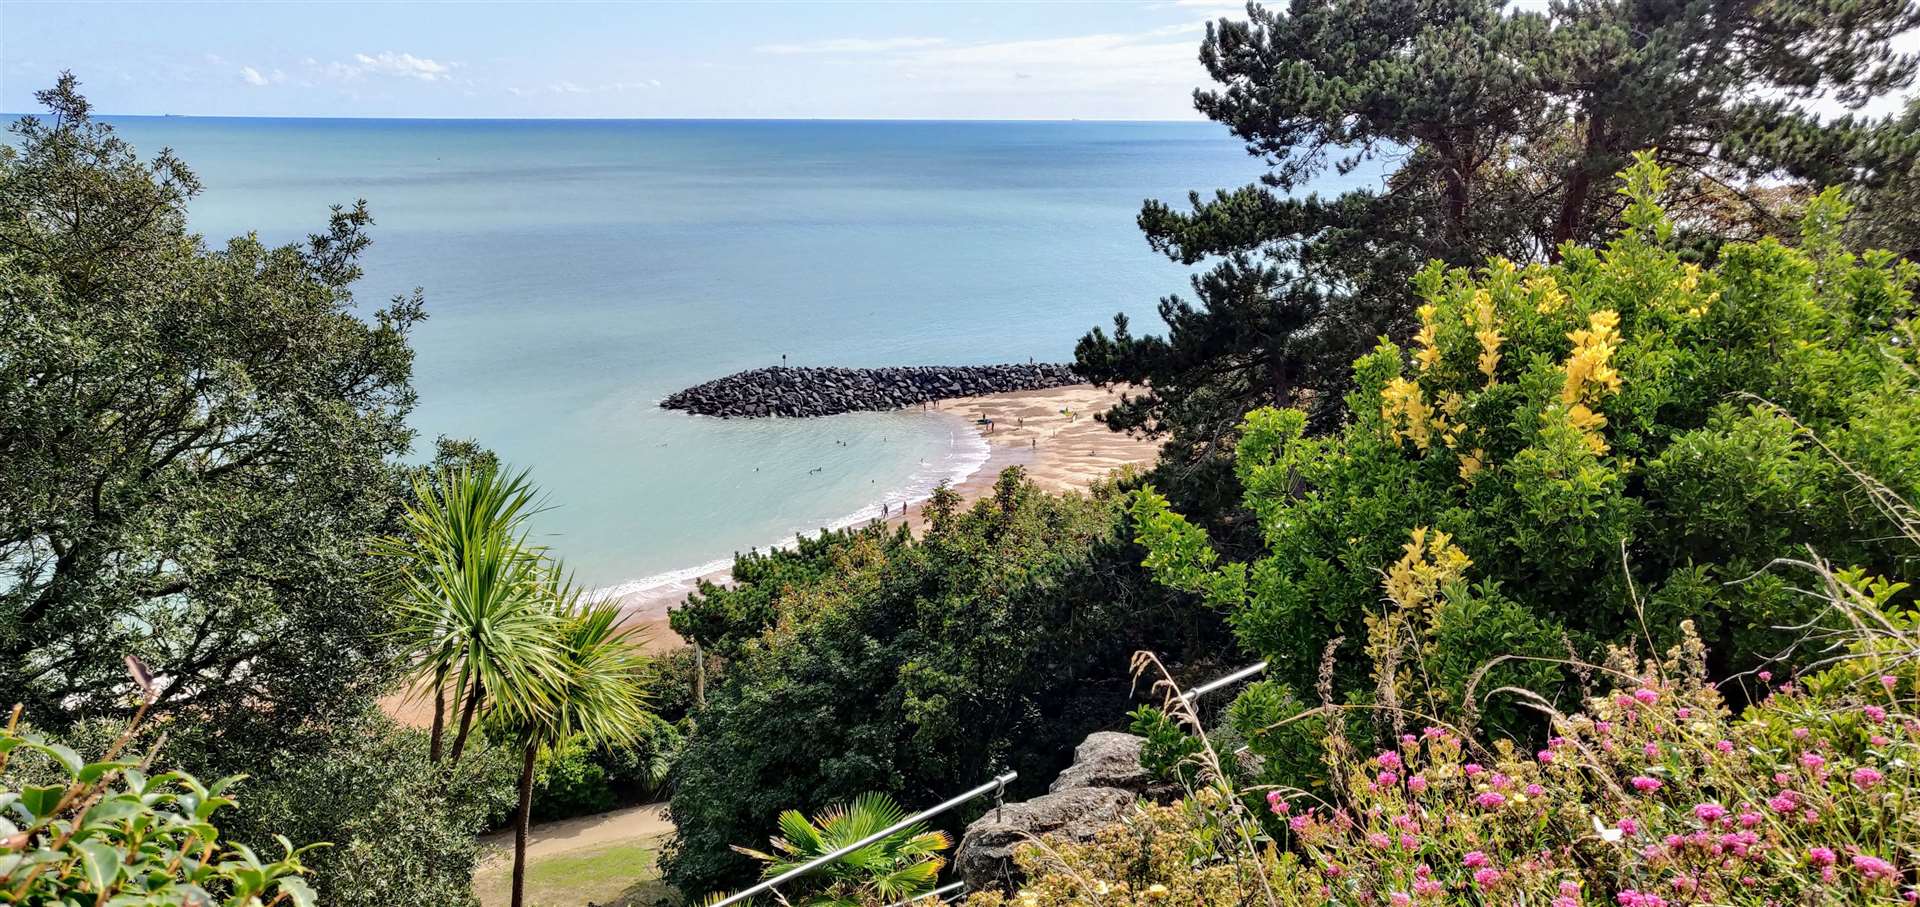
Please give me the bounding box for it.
[1134,155,1920,722]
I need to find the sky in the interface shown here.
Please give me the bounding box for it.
[0,1,1255,120]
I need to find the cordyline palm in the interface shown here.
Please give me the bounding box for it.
[506,571,652,907]
[375,466,563,765]
[730,792,952,907]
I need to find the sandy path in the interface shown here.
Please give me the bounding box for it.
[477,802,674,863]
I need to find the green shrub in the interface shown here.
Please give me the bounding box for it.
[1,714,323,906]
[533,737,619,821]
[1134,154,1920,735]
[204,709,518,907]
[662,469,1210,897]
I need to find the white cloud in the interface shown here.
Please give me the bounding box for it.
[352,51,454,81]
[239,66,268,87]
[309,51,458,84]
[755,37,948,55]
[1171,0,1248,8]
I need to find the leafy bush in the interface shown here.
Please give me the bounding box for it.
[533,737,620,821]
[195,709,518,907]
[662,469,1213,897]
[731,791,952,906]
[1133,154,1920,727]
[1,714,322,906]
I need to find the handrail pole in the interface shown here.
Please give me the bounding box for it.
[1178,661,1269,703]
[712,771,1016,907]
[885,880,968,906]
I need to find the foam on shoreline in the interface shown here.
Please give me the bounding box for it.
[590,412,990,608]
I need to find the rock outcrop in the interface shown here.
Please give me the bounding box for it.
[953,786,1135,893]
[660,363,1078,419]
[954,732,1150,893]
[1047,731,1151,795]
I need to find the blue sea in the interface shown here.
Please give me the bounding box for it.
[100,117,1275,592]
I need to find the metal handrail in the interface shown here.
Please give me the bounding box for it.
[885,880,968,906]
[712,772,1016,907]
[1177,661,1269,703]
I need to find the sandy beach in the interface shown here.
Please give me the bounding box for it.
[610,382,1159,650]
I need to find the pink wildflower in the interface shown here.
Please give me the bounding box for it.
[1866,705,1888,723]
[1853,766,1885,788]
[1526,783,1545,797]
[1377,750,1403,770]
[1854,854,1899,882]
[1473,868,1502,888]
[1631,775,1662,792]
[1634,688,1659,704]
[1715,740,1734,754]
[1808,847,1837,867]
[1407,775,1428,793]
[1476,791,1507,809]
[1463,851,1489,868]
[1266,791,1290,815]
[1693,802,1728,824]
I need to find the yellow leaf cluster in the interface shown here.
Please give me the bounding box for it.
[1469,288,1503,383]
[1414,303,1442,372]
[1559,310,1624,454]
[1381,376,1434,450]
[1383,526,1472,610]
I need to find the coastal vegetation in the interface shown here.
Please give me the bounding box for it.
[661,470,1226,895]
[731,791,953,906]
[1074,0,1920,522]
[1130,155,1920,754]
[11,0,1920,898]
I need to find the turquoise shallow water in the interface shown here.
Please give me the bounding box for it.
[100,117,1275,589]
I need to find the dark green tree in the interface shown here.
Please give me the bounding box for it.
[662,471,1215,897]
[0,75,504,905]
[1078,0,1920,513]
[0,74,420,733]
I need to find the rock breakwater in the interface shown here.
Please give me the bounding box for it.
[660,363,1080,418]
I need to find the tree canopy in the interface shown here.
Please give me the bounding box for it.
[1077,0,1920,514]
[0,74,421,738]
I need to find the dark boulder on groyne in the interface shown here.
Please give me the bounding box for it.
[660,363,1080,418]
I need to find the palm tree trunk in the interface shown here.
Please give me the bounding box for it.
[446,674,485,763]
[511,731,539,907]
[428,676,447,764]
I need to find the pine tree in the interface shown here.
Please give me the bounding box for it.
[1079,0,1920,512]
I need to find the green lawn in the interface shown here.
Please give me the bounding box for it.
[474,833,680,907]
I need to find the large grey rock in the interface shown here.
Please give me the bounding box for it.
[1049,732,1150,795]
[954,787,1135,893]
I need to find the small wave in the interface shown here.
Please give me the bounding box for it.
[592,415,991,606]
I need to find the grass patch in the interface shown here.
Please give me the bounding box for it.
[474,834,679,907]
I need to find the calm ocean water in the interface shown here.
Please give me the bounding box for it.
[100,117,1274,590]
